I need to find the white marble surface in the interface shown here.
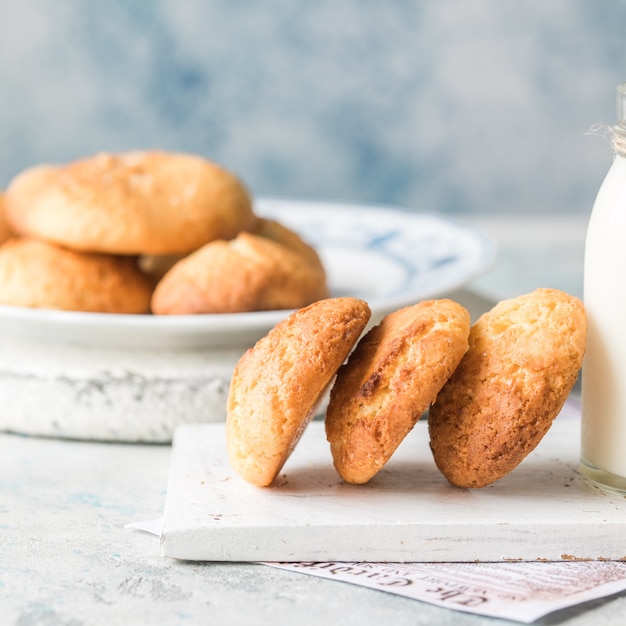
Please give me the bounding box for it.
[4,420,626,626]
[5,216,624,626]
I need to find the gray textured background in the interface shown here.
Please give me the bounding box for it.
[0,0,624,216]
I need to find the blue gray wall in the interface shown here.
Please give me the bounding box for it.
[0,1,624,216]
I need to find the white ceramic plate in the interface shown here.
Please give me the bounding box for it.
[0,199,495,349]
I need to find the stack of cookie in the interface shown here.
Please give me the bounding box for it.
[226,288,587,489]
[0,151,328,314]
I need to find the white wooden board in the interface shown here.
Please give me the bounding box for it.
[161,408,626,563]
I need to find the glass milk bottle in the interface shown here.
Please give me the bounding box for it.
[581,82,626,492]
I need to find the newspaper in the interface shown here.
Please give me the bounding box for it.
[267,560,626,623]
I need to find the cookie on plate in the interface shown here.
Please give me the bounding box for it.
[0,238,153,313]
[4,151,255,255]
[151,231,329,315]
[325,299,471,484]
[226,297,371,487]
[428,288,587,488]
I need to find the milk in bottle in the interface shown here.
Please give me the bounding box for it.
[581,82,626,492]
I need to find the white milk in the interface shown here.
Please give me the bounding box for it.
[581,83,626,491]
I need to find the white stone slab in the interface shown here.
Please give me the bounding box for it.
[161,412,626,563]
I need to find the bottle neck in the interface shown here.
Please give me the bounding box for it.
[612,127,626,158]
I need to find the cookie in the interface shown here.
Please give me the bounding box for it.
[226,297,371,487]
[4,151,255,255]
[428,288,587,489]
[151,231,329,315]
[0,238,153,313]
[325,299,471,484]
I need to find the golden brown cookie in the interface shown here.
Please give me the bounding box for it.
[428,288,587,489]
[4,151,255,255]
[0,238,153,313]
[151,231,329,315]
[325,299,471,484]
[226,297,371,487]
[0,193,12,244]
